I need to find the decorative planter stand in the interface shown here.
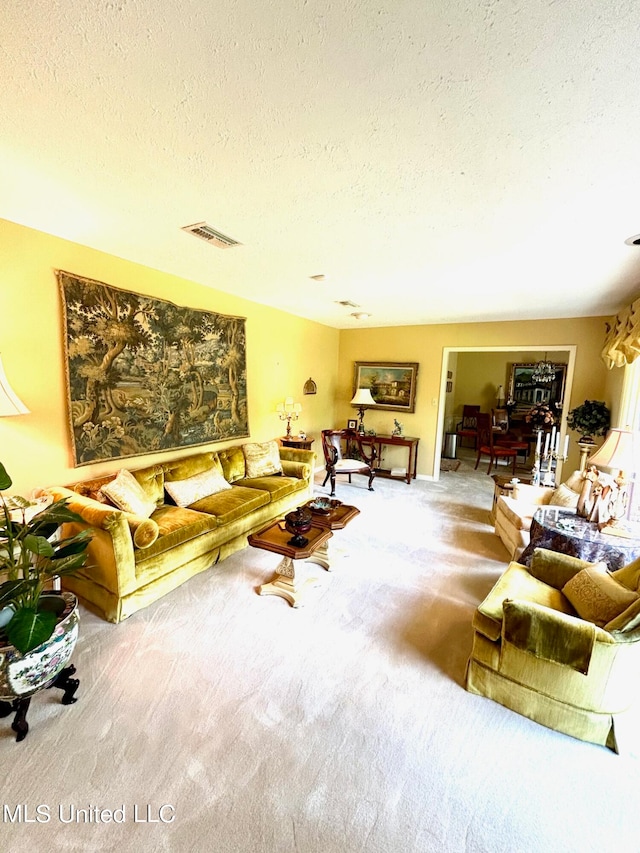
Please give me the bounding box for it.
[0,592,80,741]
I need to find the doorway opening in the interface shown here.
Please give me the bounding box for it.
[435,345,577,481]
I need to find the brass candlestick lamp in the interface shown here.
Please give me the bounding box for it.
[277,397,302,438]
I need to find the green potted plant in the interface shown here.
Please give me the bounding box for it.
[0,461,92,654]
[566,400,611,444]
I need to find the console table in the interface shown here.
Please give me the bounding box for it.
[360,434,419,485]
[519,507,640,570]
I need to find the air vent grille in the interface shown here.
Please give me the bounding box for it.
[181,222,241,249]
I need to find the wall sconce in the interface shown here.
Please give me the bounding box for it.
[303,377,317,395]
[277,397,302,438]
[350,387,376,433]
[0,355,29,417]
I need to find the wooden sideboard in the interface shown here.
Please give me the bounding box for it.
[360,434,420,485]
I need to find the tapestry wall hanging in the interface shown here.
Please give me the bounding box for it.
[57,271,249,466]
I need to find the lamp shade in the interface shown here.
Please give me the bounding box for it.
[588,429,637,473]
[0,355,29,416]
[350,388,376,407]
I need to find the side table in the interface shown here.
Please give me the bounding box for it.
[280,436,314,451]
[249,520,332,608]
[359,434,419,485]
[519,507,640,570]
[303,501,360,571]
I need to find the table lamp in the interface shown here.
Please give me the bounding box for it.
[350,388,376,433]
[0,355,29,417]
[276,397,302,438]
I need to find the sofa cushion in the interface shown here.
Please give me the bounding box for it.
[528,548,595,589]
[243,440,283,478]
[610,555,640,593]
[498,497,535,532]
[135,505,219,561]
[549,482,580,508]
[132,464,165,507]
[605,597,640,634]
[474,562,575,642]
[563,566,638,627]
[101,469,157,518]
[234,474,302,501]
[189,485,270,526]
[218,446,246,483]
[164,452,224,483]
[164,468,232,507]
[564,470,584,492]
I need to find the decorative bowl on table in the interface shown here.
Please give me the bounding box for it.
[284,507,313,547]
[307,497,341,515]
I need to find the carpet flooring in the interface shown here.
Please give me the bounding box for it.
[3,452,639,853]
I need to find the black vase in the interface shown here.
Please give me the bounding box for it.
[284,507,313,547]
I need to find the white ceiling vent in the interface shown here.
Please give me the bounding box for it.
[335,299,360,308]
[181,222,241,249]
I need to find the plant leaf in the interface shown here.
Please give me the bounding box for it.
[24,533,55,557]
[6,608,57,654]
[0,462,12,491]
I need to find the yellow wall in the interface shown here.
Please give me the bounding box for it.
[0,219,338,494]
[338,318,612,477]
[0,216,620,493]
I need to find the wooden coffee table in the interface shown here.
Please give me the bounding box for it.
[303,501,360,571]
[248,520,333,608]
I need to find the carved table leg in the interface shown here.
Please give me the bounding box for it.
[49,664,80,705]
[306,541,331,571]
[0,698,31,741]
[259,556,321,608]
[12,698,31,741]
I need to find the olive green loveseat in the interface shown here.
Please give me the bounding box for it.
[466,548,640,752]
[48,443,315,623]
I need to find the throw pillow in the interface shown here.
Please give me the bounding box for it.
[564,470,584,493]
[243,440,283,478]
[163,468,232,508]
[562,565,638,627]
[549,483,580,509]
[101,469,157,518]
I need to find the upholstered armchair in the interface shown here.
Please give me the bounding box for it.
[466,547,640,752]
[321,429,377,497]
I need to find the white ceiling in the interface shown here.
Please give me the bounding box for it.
[2,1,640,329]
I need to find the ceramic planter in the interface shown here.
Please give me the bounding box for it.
[0,592,79,701]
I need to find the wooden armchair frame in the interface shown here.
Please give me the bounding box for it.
[321,429,377,497]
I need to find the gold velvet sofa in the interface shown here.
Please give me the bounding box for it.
[466,548,640,752]
[48,444,315,623]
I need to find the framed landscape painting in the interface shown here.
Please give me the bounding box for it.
[508,362,567,413]
[353,362,419,413]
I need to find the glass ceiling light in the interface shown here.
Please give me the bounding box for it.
[531,355,556,384]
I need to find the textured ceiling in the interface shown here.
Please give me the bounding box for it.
[2,1,640,328]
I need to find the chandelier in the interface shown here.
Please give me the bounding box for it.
[531,357,556,383]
